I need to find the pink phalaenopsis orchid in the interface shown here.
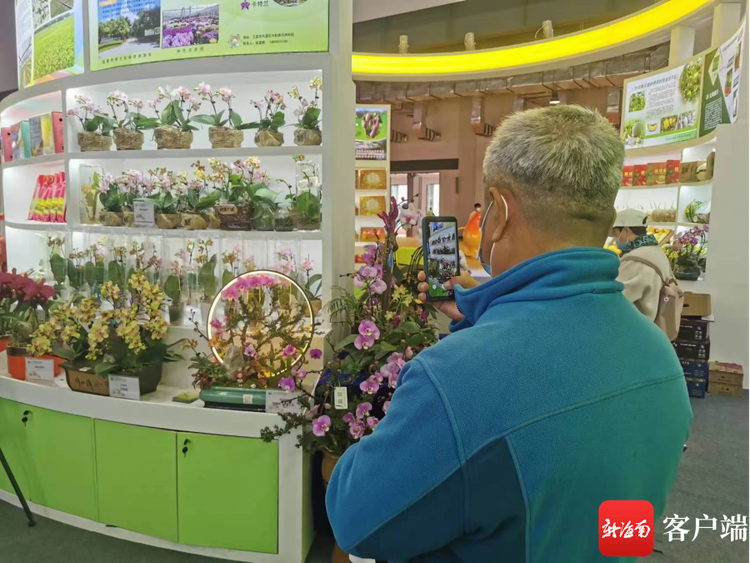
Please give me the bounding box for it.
[312,415,331,437]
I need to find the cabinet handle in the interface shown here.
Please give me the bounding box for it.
[182,446,189,457]
[22,410,31,426]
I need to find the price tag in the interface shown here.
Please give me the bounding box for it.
[133,200,155,227]
[108,375,140,401]
[333,387,348,410]
[242,394,255,405]
[25,358,55,381]
[266,390,302,414]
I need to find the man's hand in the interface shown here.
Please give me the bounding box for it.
[417,271,479,323]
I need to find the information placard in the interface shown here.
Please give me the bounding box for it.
[621,58,703,149]
[700,21,745,137]
[355,106,389,161]
[89,0,329,72]
[15,0,84,89]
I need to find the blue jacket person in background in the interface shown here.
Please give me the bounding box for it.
[326,105,692,562]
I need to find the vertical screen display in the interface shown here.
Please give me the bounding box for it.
[425,219,459,299]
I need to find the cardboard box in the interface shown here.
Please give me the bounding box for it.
[673,339,711,361]
[708,381,743,398]
[665,160,681,184]
[633,164,648,186]
[681,358,709,379]
[685,375,707,398]
[681,292,712,317]
[621,165,634,187]
[646,162,667,185]
[678,318,710,341]
[708,362,744,387]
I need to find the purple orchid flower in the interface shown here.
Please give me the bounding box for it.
[359,376,380,394]
[279,377,296,392]
[283,345,296,358]
[349,423,365,440]
[377,196,399,235]
[355,334,375,350]
[356,402,372,420]
[310,348,322,359]
[342,412,355,424]
[312,415,331,437]
[389,372,399,389]
[383,400,391,414]
[367,417,379,430]
[370,279,387,294]
[359,320,380,339]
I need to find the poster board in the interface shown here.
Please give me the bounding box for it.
[355,106,389,161]
[621,19,746,149]
[15,0,84,89]
[700,20,745,137]
[88,0,329,72]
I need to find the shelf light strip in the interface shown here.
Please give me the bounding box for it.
[352,0,713,76]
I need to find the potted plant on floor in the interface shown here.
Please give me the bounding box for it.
[151,86,200,149]
[106,90,159,150]
[28,273,181,396]
[242,90,287,147]
[192,84,245,148]
[289,78,322,146]
[0,271,62,381]
[664,224,709,281]
[260,199,436,559]
[67,94,115,152]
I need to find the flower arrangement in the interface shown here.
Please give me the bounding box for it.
[245,90,287,146]
[151,86,200,149]
[663,224,709,281]
[67,94,115,151]
[186,270,318,391]
[28,272,180,377]
[260,197,438,456]
[222,244,242,286]
[0,269,56,347]
[192,84,244,148]
[289,78,322,146]
[106,90,158,150]
[162,10,219,48]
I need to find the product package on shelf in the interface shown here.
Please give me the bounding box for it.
[52,112,64,153]
[10,122,27,160]
[632,164,647,186]
[621,165,634,186]
[28,173,66,223]
[646,162,666,185]
[680,161,701,182]
[29,114,55,157]
[1,128,12,163]
[665,160,681,184]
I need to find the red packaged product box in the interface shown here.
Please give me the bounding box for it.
[665,160,681,184]
[621,165,634,187]
[52,111,64,154]
[633,164,648,186]
[1,128,12,163]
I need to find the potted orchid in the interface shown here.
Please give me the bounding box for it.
[192,83,244,148]
[221,244,242,287]
[210,157,278,231]
[260,196,437,465]
[663,224,709,281]
[150,86,201,149]
[28,273,181,397]
[67,94,114,152]
[147,168,184,229]
[181,161,222,230]
[289,77,322,146]
[98,171,138,226]
[242,90,287,147]
[294,156,322,230]
[186,270,319,408]
[164,257,185,326]
[106,90,159,150]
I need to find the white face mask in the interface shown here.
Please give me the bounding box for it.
[478,195,508,276]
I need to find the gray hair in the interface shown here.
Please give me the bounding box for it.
[483,105,624,226]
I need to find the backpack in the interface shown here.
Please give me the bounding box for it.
[621,254,685,341]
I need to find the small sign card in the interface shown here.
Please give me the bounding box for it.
[25,358,55,381]
[133,199,155,227]
[333,387,348,410]
[108,375,140,400]
[266,390,302,414]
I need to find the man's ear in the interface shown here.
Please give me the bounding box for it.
[488,187,510,243]
[608,208,617,232]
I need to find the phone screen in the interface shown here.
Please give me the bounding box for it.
[423,217,460,300]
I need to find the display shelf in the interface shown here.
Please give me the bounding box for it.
[623,132,717,159]
[67,146,323,162]
[619,184,679,191]
[2,155,65,169]
[4,220,67,231]
[647,222,678,227]
[679,179,713,187]
[355,160,388,169]
[678,222,709,228]
[73,225,324,240]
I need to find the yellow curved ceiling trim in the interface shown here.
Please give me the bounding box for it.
[352,0,713,76]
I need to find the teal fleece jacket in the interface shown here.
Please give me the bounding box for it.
[326,248,692,562]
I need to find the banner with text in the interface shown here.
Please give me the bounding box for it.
[89,0,329,72]
[700,21,745,137]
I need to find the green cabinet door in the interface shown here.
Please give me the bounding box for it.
[0,398,33,497]
[22,405,97,521]
[95,420,178,542]
[177,432,279,553]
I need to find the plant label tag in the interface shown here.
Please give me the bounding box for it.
[134,200,155,227]
[242,394,255,405]
[266,390,302,414]
[25,358,54,381]
[108,375,140,401]
[334,387,348,410]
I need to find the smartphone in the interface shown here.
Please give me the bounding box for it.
[422,216,460,300]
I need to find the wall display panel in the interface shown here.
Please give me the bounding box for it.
[89,0,329,72]
[15,0,84,89]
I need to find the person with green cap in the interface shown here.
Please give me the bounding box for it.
[611,209,674,321]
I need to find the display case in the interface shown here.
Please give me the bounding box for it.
[0,1,354,562]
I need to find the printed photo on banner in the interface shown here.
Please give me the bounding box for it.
[700,21,745,136]
[355,107,389,161]
[97,0,161,59]
[162,4,219,49]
